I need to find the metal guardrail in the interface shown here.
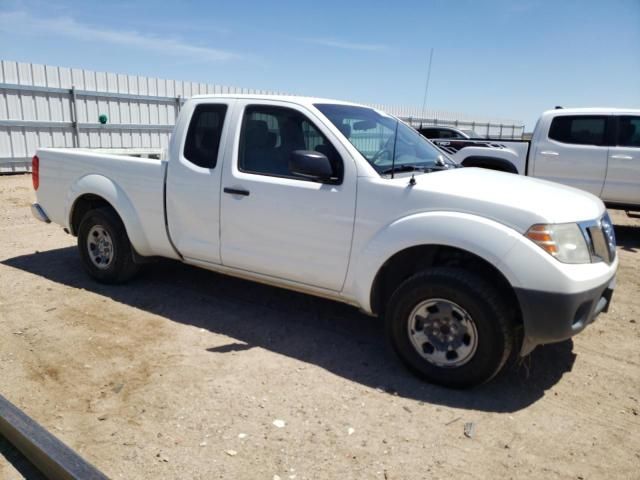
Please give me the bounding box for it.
[0,393,109,480]
[0,120,173,132]
[1,82,180,104]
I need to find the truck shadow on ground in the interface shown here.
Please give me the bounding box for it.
[3,247,577,413]
[614,224,640,253]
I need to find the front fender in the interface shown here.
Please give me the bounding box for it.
[66,174,152,255]
[349,211,524,313]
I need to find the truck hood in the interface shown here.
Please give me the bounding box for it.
[402,167,605,232]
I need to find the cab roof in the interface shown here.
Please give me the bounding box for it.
[189,93,367,109]
[542,107,640,116]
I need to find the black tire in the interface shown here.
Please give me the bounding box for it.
[386,267,515,388]
[77,207,139,284]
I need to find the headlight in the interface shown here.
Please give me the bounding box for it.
[525,223,591,264]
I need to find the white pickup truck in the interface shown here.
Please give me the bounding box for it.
[31,95,618,388]
[432,108,640,209]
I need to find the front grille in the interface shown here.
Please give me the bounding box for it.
[588,225,611,263]
[601,212,617,262]
[581,213,616,264]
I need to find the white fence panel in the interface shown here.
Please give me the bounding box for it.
[0,60,524,173]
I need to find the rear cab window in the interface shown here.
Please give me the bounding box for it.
[616,116,640,147]
[419,128,439,139]
[548,115,607,146]
[183,104,228,168]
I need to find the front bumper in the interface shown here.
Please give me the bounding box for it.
[31,203,50,223]
[515,275,616,355]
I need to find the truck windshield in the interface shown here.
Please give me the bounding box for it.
[314,103,455,175]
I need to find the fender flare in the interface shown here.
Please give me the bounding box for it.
[348,211,524,313]
[461,156,518,174]
[66,174,152,255]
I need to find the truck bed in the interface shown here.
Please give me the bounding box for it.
[34,147,176,258]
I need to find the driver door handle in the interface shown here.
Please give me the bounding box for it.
[540,151,559,156]
[610,154,633,160]
[224,187,250,197]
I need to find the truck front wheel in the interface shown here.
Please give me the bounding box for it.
[386,267,515,388]
[77,207,139,284]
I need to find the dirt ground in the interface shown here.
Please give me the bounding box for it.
[0,173,638,480]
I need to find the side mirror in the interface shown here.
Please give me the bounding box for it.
[289,150,335,182]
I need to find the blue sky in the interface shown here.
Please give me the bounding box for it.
[1,0,638,129]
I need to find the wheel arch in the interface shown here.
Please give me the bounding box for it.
[69,193,115,235]
[369,244,522,329]
[348,211,524,316]
[461,156,518,174]
[66,174,151,255]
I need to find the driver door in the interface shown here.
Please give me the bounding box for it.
[219,101,357,291]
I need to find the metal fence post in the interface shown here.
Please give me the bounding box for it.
[70,86,80,148]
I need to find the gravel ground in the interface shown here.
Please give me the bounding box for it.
[0,173,639,480]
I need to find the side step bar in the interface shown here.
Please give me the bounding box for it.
[0,393,109,480]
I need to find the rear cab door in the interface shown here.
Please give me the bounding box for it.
[219,99,357,291]
[531,114,610,196]
[166,99,234,263]
[602,115,640,205]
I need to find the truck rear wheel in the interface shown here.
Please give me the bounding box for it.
[386,267,515,388]
[77,207,139,284]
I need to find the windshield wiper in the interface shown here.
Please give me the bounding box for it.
[381,165,425,175]
[381,164,450,175]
